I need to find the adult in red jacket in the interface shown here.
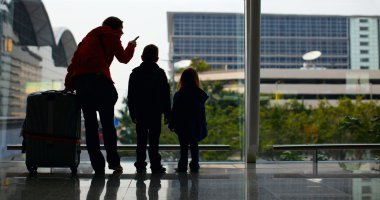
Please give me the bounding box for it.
[64,16,137,174]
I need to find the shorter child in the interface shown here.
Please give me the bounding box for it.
[169,68,208,173]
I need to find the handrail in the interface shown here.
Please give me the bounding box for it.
[272,143,380,174]
[7,144,231,151]
[273,143,380,150]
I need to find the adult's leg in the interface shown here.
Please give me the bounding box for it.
[177,133,189,171]
[82,106,105,171]
[135,123,148,171]
[96,79,121,169]
[148,119,162,170]
[98,105,120,168]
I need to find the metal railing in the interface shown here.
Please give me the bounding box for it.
[273,143,380,174]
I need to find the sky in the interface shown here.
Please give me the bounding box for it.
[41,0,380,111]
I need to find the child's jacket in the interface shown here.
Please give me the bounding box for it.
[127,62,171,124]
[171,86,208,141]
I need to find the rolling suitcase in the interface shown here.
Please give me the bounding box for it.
[22,90,81,174]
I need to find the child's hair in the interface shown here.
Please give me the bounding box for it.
[141,44,159,62]
[178,68,200,90]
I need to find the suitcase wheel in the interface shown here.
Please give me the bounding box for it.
[26,164,38,174]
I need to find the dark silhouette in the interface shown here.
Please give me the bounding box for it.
[169,68,208,172]
[127,44,171,174]
[64,16,138,174]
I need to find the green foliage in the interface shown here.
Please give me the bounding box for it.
[117,70,380,162]
[260,97,380,160]
[176,57,210,74]
[117,98,136,144]
[279,151,304,161]
[117,80,244,161]
[190,57,209,72]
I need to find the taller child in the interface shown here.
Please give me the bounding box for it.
[65,16,138,174]
[127,44,171,173]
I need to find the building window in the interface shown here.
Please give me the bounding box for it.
[360,27,369,31]
[360,34,369,38]
[360,58,369,62]
[360,50,369,54]
[360,42,369,46]
[3,38,13,53]
[359,19,368,23]
[362,186,371,194]
[360,66,369,70]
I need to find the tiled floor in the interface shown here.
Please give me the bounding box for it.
[1,161,380,200]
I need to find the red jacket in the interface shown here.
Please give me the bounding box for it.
[64,26,135,89]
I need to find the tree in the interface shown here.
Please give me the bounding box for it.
[259,97,380,161]
[190,57,209,72]
[175,58,210,73]
[117,97,136,144]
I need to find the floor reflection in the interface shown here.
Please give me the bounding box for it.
[86,172,121,200]
[17,175,80,200]
[1,162,380,200]
[178,172,199,200]
[135,173,163,200]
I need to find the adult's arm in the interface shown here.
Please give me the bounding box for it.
[111,36,135,64]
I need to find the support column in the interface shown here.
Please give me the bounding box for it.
[245,0,261,163]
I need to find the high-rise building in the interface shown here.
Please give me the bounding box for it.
[168,12,380,70]
[349,17,379,70]
[261,14,350,69]
[167,12,244,70]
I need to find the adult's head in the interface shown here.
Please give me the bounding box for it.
[141,44,159,62]
[178,67,200,90]
[102,16,123,30]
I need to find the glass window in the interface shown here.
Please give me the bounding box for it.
[258,1,380,166]
[1,0,245,163]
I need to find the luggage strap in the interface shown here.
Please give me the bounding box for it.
[22,130,81,144]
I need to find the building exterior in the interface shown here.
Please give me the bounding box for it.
[168,12,380,70]
[0,0,76,159]
[261,14,350,69]
[167,12,244,70]
[0,0,76,118]
[174,68,380,103]
[350,17,379,70]
[168,12,380,104]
